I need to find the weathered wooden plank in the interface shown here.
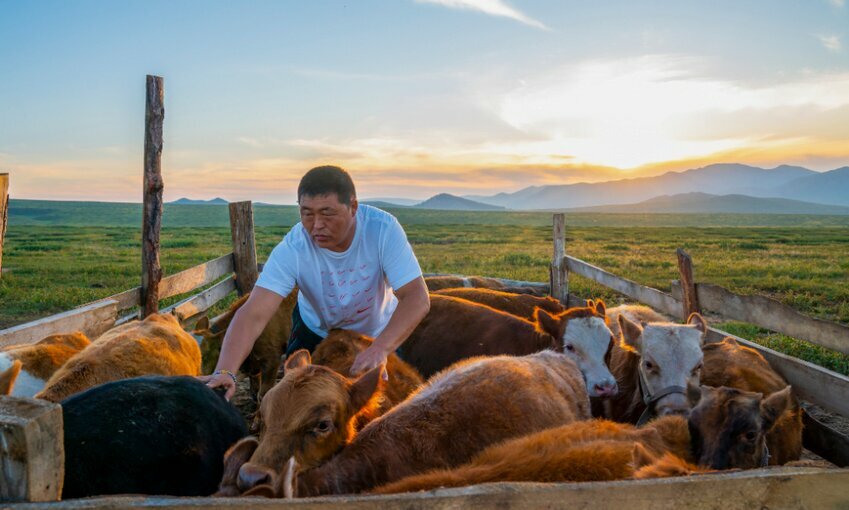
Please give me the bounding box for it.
[92,287,141,312]
[550,213,568,304]
[564,256,683,318]
[8,468,848,509]
[159,254,234,300]
[229,201,259,296]
[141,75,165,317]
[676,248,699,318]
[0,300,118,348]
[0,173,8,279]
[801,407,849,467]
[705,327,849,418]
[165,277,236,324]
[694,282,849,356]
[0,396,64,502]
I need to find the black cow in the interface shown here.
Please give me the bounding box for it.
[61,376,247,498]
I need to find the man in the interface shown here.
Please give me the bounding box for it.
[204,166,430,400]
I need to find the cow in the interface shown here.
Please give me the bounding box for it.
[227,350,591,497]
[701,337,803,465]
[36,313,201,402]
[0,359,21,395]
[431,288,565,321]
[61,376,248,498]
[371,384,792,494]
[193,289,297,401]
[600,310,707,424]
[424,275,547,296]
[245,329,424,445]
[0,332,91,397]
[606,304,668,340]
[399,295,617,399]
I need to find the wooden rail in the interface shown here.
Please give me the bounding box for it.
[0,172,8,279]
[164,276,237,324]
[0,300,118,349]
[671,281,849,356]
[159,254,234,301]
[563,255,682,318]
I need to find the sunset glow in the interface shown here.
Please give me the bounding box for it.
[2,1,848,203]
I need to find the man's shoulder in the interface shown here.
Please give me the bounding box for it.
[272,224,309,253]
[359,204,400,228]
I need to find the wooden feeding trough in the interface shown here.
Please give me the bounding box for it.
[1,77,848,508]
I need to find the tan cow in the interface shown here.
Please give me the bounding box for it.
[36,313,201,402]
[0,332,91,397]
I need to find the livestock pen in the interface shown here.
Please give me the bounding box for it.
[1,76,848,508]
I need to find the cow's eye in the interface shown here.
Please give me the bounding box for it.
[565,343,575,352]
[314,420,332,434]
[645,361,654,371]
[692,363,703,375]
[744,431,756,442]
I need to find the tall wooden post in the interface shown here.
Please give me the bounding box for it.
[0,397,64,502]
[141,75,164,317]
[676,248,700,319]
[0,173,8,279]
[229,201,259,296]
[550,213,568,304]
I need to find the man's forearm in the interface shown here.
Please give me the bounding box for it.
[214,307,268,373]
[373,292,430,354]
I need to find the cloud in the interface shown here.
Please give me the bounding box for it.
[827,0,844,7]
[817,34,842,51]
[416,0,549,30]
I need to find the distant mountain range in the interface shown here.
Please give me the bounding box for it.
[465,164,849,210]
[170,197,228,205]
[568,192,849,215]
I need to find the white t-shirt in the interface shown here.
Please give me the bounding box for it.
[255,205,422,338]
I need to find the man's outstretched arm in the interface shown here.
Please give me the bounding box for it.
[350,276,430,376]
[200,287,284,400]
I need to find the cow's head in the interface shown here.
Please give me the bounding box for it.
[230,349,384,494]
[618,312,707,417]
[192,316,224,375]
[535,299,618,398]
[688,385,793,470]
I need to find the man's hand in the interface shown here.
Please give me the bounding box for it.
[350,345,390,380]
[197,372,238,401]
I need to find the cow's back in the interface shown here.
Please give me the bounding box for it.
[37,313,201,402]
[433,288,565,320]
[62,376,247,498]
[399,295,556,378]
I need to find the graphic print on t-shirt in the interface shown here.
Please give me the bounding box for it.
[320,266,378,327]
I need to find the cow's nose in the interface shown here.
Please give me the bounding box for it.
[593,382,618,398]
[238,462,274,492]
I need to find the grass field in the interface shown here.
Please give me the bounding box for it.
[3,201,849,375]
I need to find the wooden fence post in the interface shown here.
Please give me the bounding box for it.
[676,248,699,319]
[550,213,568,304]
[0,397,64,502]
[229,201,259,296]
[0,173,8,279]
[141,75,164,317]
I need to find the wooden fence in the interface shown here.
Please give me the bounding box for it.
[2,77,848,504]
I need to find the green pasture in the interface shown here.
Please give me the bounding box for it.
[2,201,849,375]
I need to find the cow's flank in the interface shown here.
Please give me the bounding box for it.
[432,288,564,321]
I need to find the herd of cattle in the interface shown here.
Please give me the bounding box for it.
[0,275,806,499]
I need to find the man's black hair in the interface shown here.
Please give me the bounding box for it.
[297,166,357,205]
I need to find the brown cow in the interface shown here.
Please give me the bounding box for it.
[0,359,22,395]
[425,275,546,296]
[400,295,617,398]
[432,288,565,321]
[36,313,201,402]
[701,337,803,465]
[194,289,297,400]
[372,384,792,494]
[0,332,91,397]
[601,311,707,423]
[216,332,423,496]
[233,350,591,497]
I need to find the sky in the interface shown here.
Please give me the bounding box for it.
[1,0,848,203]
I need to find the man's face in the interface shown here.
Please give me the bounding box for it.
[299,193,358,252]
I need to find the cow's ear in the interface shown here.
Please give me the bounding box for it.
[586,299,595,308]
[284,350,312,371]
[687,313,707,344]
[349,364,385,411]
[761,386,793,432]
[0,360,21,396]
[593,299,607,317]
[194,316,210,332]
[534,307,562,338]
[619,315,643,351]
[219,436,259,493]
[632,442,658,469]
